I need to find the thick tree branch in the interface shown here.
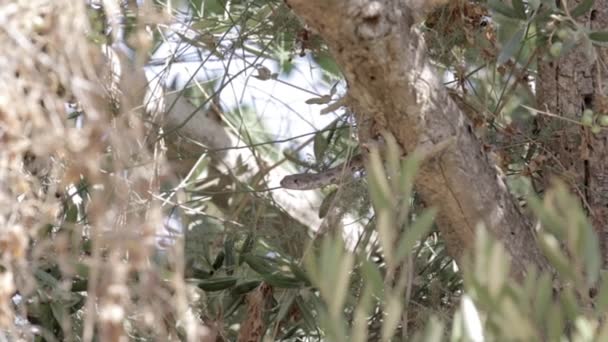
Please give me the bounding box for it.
[285,0,548,278]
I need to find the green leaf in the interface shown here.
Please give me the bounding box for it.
[281,325,300,340]
[583,224,601,285]
[570,0,595,18]
[190,266,212,280]
[318,189,338,219]
[305,95,332,105]
[244,255,305,288]
[512,0,527,18]
[366,147,393,209]
[595,273,608,313]
[538,233,575,281]
[211,251,225,270]
[231,280,262,294]
[383,132,402,191]
[314,52,342,77]
[243,254,278,275]
[68,293,85,313]
[421,316,445,342]
[275,291,297,323]
[589,30,608,43]
[64,204,79,223]
[488,0,526,19]
[191,0,223,15]
[399,154,420,201]
[238,234,255,265]
[35,269,60,288]
[224,239,235,275]
[224,294,245,317]
[360,259,384,299]
[534,273,553,325]
[395,208,437,262]
[196,276,238,292]
[528,0,541,11]
[70,278,88,292]
[289,262,310,285]
[37,303,58,335]
[528,195,566,240]
[541,0,558,10]
[261,273,302,288]
[382,296,403,341]
[498,27,526,65]
[313,131,329,162]
[561,287,580,321]
[295,295,317,331]
[486,243,510,297]
[49,300,65,325]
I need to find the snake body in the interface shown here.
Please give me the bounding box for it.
[280,136,456,190]
[280,154,365,190]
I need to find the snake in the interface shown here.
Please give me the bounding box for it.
[280,136,456,190]
[280,154,366,190]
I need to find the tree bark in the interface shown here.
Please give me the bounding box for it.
[537,0,608,265]
[284,0,548,278]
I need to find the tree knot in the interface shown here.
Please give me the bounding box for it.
[354,1,392,41]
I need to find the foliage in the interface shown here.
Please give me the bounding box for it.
[302,145,608,342]
[2,0,608,341]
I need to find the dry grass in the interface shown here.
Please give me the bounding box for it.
[0,1,211,340]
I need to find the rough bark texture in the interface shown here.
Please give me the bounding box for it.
[590,2,608,266]
[537,0,608,264]
[284,0,548,278]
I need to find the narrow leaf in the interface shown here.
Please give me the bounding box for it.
[583,221,601,285]
[239,234,255,260]
[262,273,302,288]
[360,259,384,299]
[211,251,225,270]
[589,30,608,43]
[538,234,576,281]
[498,27,525,65]
[395,208,437,262]
[243,254,277,275]
[305,95,332,105]
[196,277,238,291]
[528,0,541,11]
[224,239,235,275]
[313,131,329,162]
[570,0,595,18]
[231,280,262,294]
[488,0,526,19]
[512,0,527,18]
[295,295,317,331]
[319,189,338,219]
[541,0,558,9]
[595,273,608,313]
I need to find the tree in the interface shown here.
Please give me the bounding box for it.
[2,0,608,340]
[283,0,550,279]
[536,0,608,264]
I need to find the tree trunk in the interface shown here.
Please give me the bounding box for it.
[536,0,608,265]
[284,0,549,279]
